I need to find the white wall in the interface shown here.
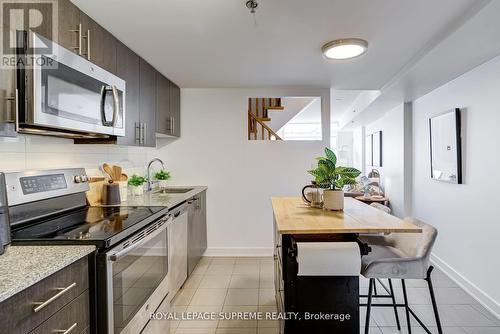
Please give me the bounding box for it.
[152,88,331,256]
[364,104,407,217]
[412,55,500,317]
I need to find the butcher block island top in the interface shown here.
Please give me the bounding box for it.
[272,197,422,235]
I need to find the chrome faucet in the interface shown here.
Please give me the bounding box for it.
[146,158,166,191]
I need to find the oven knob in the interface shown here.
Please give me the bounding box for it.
[74,175,82,183]
[81,175,89,183]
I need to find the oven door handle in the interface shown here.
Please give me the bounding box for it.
[107,216,171,262]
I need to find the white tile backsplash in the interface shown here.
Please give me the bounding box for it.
[0,134,152,176]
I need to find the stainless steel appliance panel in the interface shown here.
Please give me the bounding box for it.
[0,172,11,253]
[105,216,170,334]
[17,32,125,137]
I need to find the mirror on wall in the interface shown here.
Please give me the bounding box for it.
[247,97,322,141]
[429,108,462,184]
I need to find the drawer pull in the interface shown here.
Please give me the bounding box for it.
[53,322,77,334]
[33,282,77,313]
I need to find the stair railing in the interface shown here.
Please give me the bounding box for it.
[248,111,282,140]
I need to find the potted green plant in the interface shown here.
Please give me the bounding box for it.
[308,147,361,210]
[154,170,171,189]
[128,174,147,196]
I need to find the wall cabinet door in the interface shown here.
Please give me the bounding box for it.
[169,81,181,137]
[57,0,80,54]
[89,21,117,73]
[155,73,171,135]
[139,59,157,147]
[116,42,140,146]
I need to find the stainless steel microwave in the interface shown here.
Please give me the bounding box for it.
[16,31,125,138]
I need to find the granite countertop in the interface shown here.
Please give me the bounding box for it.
[120,186,207,208]
[0,245,95,303]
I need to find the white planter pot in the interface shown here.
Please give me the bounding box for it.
[158,180,169,189]
[130,185,144,196]
[323,189,344,211]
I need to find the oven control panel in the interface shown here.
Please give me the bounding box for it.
[20,174,67,195]
[4,168,89,206]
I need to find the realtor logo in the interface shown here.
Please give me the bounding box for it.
[1,0,58,68]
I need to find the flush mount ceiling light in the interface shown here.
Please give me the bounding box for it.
[322,38,368,60]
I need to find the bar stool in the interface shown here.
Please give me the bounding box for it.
[370,202,392,214]
[360,218,443,334]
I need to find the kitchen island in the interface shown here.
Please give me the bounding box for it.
[272,197,421,334]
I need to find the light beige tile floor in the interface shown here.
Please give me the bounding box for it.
[167,257,500,334]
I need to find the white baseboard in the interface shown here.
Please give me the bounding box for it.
[431,253,500,320]
[203,247,273,257]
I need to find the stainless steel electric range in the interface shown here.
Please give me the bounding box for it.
[4,168,171,334]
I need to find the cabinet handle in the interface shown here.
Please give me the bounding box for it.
[82,29,91,60]
[86,29,91,60]
[170,116,174,135]
[142,123,147,145]
[33,282,76,313]
[139,123,144,145]
[4,89,19,131]
[53,322,77,334]
[135,122,141,144]
[70,23,82,55]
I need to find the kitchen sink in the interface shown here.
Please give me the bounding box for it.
[154,188,194,194]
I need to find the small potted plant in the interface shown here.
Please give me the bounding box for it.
[128,174,147,196]
[308,147,361,210]
[154,170,171,189]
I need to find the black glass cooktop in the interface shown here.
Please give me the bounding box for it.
[11,206,167,249]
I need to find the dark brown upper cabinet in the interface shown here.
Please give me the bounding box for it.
[116,42,140,146]
[156,72,181,138]
[139,60,157,147]
[155,73,171,135]
[169,81,181,137]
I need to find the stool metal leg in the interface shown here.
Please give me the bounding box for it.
[365,278,374,334]
[373,279,378,296]
[426,266,443,334]
[401,279,412,334]
[388,279,401,330]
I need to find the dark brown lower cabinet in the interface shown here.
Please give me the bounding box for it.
[274,226,360,334]
[0,256,91,334]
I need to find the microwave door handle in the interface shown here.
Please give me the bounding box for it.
[100,86,111,126]
[111,85,119,126]
[107,217,171,262]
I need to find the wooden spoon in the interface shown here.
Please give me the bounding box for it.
[120,173,128,181]
[112,165,122,182]
[103,163,114,180]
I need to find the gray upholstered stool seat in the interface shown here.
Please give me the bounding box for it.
[370,202,392,214]
[360,218,443,334]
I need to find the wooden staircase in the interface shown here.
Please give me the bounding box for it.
[248,98,283,140]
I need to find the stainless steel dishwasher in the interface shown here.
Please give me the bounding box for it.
[169,202,189,298]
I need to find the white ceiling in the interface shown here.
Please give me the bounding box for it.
[73,0,481,89]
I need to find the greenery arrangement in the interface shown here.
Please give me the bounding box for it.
[128,174,148,187]
[308,147,362,190]
[154,170,171,181]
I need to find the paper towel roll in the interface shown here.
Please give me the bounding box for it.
[296,242,361,276]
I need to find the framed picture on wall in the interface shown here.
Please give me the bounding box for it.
[366,134,373,166]
[429,108,462,184]
[372,131,383,167]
